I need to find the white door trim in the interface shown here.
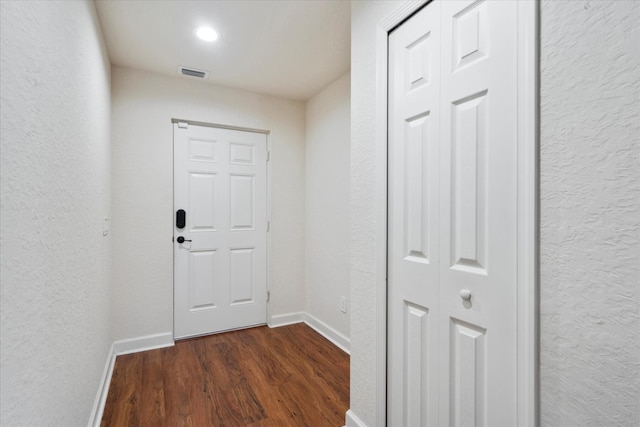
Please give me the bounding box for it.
[171,119,272,339]
[171,118,271,135]
[372,1,539,426]
[516,2,539,424]
[374,4,430,424]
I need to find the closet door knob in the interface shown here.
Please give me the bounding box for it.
[460,289,472,301]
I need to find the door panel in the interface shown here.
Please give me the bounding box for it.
[229,142,255,165]
[388,3,441,426]
[230,174,255,230]
[404,302,431,426]
[229,247,255,304]
[188,137,218,162]
[404,112,431,263]
[174,123,267,339]
[189,172,217,231]
[388,1,519,426]
[439,1,518,425]
[189,250,218,310]
[450,90,488,273]
[450,319,486,427]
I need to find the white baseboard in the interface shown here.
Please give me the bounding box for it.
[87,342,116,427]
[304,313,350,355]
[269,311,350,355]
[113,332,174,355]
[88,333,174,426]
[268,311,305,328]
[345,409,369,427]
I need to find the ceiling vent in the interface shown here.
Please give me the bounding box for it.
[177,66,209,79]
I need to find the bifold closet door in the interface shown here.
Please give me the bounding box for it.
[388,1,519,425]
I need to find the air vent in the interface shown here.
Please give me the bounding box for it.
[177,66,209,79]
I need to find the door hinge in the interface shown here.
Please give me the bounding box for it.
[267,221,270,232]
[267,290,270,302]
[267,150,270,161]
[177,121,188,129]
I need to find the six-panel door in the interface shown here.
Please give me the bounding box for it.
[174,123,268,339]
[388,1,519,425]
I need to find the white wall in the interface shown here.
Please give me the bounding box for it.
[111,66,306,341]
[0,1,112,425]
[305,73,351,340]
[350,1,640,426]
[349,1,399,425]
[539,1,640,425]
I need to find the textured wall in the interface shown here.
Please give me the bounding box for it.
[0,1,112,425]
[305,72,351,339]
[111,67,306,341]
[350,1,400,425]
[540,1,640,425]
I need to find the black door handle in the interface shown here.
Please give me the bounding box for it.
[176,209,186,229]
[176,236,192,244]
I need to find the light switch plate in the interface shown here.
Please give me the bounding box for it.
[340,296,347,314]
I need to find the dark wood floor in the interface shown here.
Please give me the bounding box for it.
[101,323,349,427]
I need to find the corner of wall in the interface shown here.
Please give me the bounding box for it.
[303,72,352,342]
[87,343,116,427]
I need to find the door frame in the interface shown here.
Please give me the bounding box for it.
[171,118,272,339]
[373,1,539,425]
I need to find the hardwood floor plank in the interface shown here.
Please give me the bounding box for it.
[101,323,349,426]
[138,350,166,424]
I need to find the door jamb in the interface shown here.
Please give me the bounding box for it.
[374,1,539,426]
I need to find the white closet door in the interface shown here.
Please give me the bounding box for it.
[388,1,519,426]
[388,2,442,426]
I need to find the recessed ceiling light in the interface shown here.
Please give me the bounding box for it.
[195,26,218,42]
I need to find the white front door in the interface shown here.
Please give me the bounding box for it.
[388,1,520,425]
[173,122,268,339]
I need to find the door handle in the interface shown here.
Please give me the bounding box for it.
[176,209,186,229]
[176,236,192,244]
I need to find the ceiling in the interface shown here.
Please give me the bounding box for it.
[95,0,351,101]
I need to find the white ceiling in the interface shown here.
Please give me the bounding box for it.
[95,0,351,101]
